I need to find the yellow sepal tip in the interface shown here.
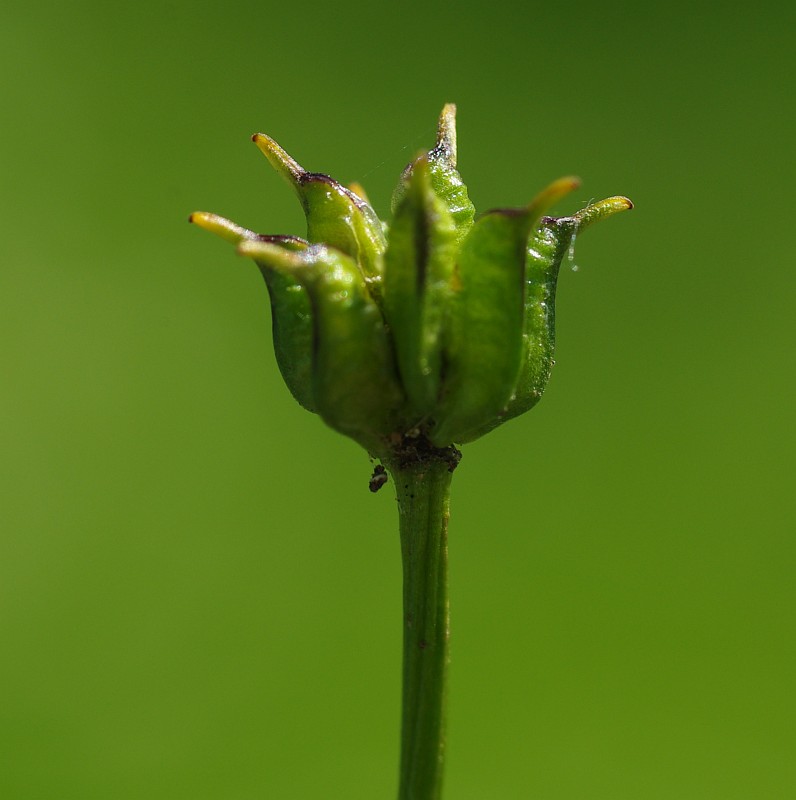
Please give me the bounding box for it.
[573,195,634,230]
[189,211,257,245]
[252,132,306,188]
[527,176,581,217]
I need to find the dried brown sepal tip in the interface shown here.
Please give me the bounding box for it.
[429,102,458,166]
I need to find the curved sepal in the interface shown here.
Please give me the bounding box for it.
[190,212,317,413]
[238,240,404,455]
[464,194,634,440]
[252,133,386,288]
[430,177,580,446]
[427,209,528,446]
[188,211,316,412]
[508,194,634,421]
[383,157,458,419]
[253,237,316,414]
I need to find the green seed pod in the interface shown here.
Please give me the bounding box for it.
[191,105,631,458]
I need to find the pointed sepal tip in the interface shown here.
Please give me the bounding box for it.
[432,103,458,167]
[571,195,633,231]
[189,211,257,245]
[252,132,306,188]
[528,176,581,216]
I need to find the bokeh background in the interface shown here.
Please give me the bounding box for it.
[1,0,794,797]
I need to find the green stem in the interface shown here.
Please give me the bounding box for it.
[387,457,453,800]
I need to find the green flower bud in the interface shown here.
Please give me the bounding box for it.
[191,105,631,460]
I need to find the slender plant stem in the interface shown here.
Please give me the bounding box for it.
[387,457,453,800]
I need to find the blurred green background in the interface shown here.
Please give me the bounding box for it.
[1,0,793,797]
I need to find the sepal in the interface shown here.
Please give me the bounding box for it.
[430,177,580,446]
[252,133,386,289]
[239,240,404,455]
[383,157,458,419]
[190,212,316,411]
